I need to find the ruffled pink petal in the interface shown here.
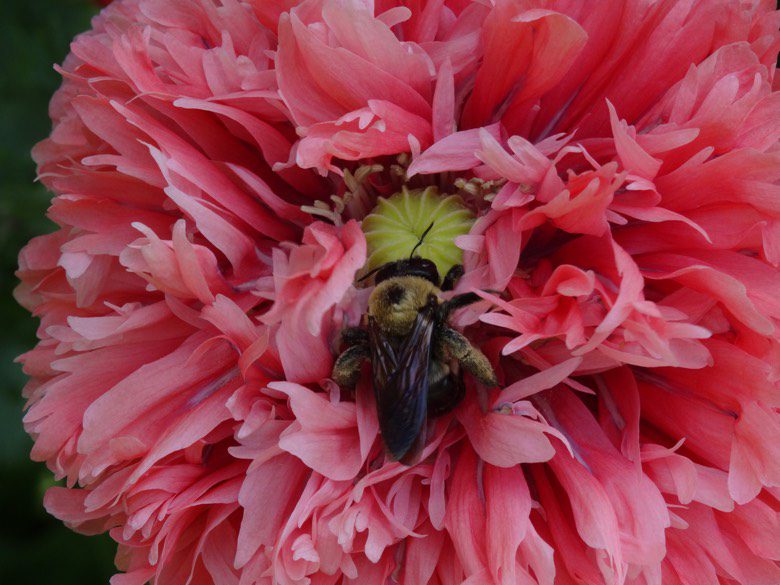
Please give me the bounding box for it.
[273,382,366,481]
[459,392,560,468]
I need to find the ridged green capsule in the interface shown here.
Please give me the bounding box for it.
[361,186,474,280]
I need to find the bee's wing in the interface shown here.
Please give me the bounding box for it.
[368,317,397,389]
[369,306,435,462]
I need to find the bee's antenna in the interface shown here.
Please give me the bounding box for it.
[358,265,383,283]
[358,221,435,284]
[409,221,434,259]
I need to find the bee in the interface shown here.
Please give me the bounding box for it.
[332,226,498,463]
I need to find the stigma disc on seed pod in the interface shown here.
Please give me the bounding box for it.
[361,186,475,280]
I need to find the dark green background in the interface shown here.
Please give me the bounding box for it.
[1,2,116,583]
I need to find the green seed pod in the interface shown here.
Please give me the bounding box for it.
[362,186,474,280]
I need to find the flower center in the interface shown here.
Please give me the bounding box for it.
[300,156,495,280]
[361,186,474,279]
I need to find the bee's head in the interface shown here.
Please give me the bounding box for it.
[373,257,440,286]
[368,274,438,336]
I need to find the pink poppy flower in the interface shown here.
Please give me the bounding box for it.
[16,0,780,583]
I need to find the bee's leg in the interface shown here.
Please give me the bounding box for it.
[340,327,369,347]
[441,264,464,291]
[332,344,370,387]
[436,327,498,386]
[439,292,481,321]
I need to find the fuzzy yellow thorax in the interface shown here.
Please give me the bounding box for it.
[368,276,440,336]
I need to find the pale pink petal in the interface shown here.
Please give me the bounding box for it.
[459,394,559,468]
[407,124,501,177]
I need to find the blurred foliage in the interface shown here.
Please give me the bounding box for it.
[0,1,117,583]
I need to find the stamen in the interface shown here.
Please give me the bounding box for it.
[454,177,507,202]
[301,163,384,224]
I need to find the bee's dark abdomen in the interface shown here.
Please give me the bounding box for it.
[427,365,465,417]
